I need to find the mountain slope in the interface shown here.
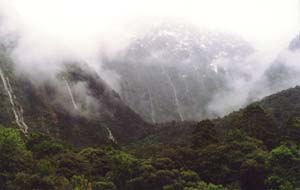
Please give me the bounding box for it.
[0,48,151,146]
[136,86,300,147]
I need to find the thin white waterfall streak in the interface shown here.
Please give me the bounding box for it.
[146,86,156,123]
[0,68,28,134]
[120,79,129,104]
[105,126,116,143]
[63,77,78,110]
[182,77,189,95]
[161,66,184,121]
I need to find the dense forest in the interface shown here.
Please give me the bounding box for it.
[1,86,300,190]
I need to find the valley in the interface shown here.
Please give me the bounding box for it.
[0,7,299,189]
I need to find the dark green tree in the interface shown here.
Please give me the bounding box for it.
[234,104,278,149]
[192,119,219,147]
[240,159,266,190]
[0,127,32,189]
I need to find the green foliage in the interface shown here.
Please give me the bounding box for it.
[266,144,300,190]
[193,144,230,184]
[36,159,55,177]
[0,127,32,189]
[56,151,91,178]
[14,173,57,190]
[233,104,278,149]
[151,157,175,170]
[26,132,65,158]
[224,129,267,184]
[179,170,199,182]
[240,159,266,190]
[93,181,117,190]
[282,116,300,145]
[181,181,226,190]
[192,119,219,147]
[106,150,140,190]
[79,147,108,176]
[70,175,89,190]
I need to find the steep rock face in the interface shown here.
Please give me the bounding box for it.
[0,49,151,147]
[105,23,254,123]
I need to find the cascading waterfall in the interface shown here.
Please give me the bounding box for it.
[146,86,156,123]
[62,76,116,143]
[0,68,28,134]
[63,77,79,110]
[161,66,184,121]
[105,126,116,143]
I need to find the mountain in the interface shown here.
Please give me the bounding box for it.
[1,55,300,190]
[0,47,151,147]
[104,23,254,123]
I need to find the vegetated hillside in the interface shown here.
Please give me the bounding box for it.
[0,47,151,147]
[138,86,300,146]
[104,23,254,123]
[1,86,300,190]
[259,86,300,126]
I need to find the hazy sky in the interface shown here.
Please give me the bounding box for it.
[0,0,299,52]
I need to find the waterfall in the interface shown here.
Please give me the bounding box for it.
[146,86,156,123]
[120,79,129,104]
[105,126,116,143]
[63,77,78,110]
[0,68,28,134]
[161,66,184,121]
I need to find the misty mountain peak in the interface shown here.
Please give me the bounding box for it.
[105,23,255,123]
[127,23,253,65]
